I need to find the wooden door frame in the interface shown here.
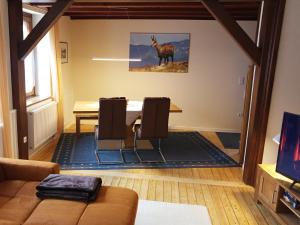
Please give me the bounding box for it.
[7,0,285,186]
[242,0,286,185]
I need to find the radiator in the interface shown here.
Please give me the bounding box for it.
[28,101,57,152]
[0,123,3,157]
[10,110,19,158]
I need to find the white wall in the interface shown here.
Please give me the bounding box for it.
[58,17,75,127]
[62,19,256,131]
[263,0,300,163]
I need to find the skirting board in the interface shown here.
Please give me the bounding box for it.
[168,125,240,133]
[65,119,240,133]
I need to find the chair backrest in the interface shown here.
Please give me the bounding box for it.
[98,98,127,140]
[140,97,170,139]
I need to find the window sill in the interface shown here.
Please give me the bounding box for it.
[26,96,53,108]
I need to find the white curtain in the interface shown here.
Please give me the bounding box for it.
[0,13,13,158]
[49,25,64,133]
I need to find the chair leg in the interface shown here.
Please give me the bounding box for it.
[95,139,125,164]
[120,140,125,163]
[134,132,142,162]
[95,149,100,164]
[158,138,166,162]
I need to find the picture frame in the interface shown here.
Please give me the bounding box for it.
[60,42,68,64]
[129,32,190,73]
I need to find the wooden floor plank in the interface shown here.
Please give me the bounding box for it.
[186,183,197,205]
[209,186,230,225]
[155,180,164,201]
[133,178,142,194]
[231,187,259,225]
[216,186,239,225]
[125,178,134,189]
[147,180,156,201]
[163,181,172,202]
[178,182,188,204]
[224,187,249,225]
[111,176,121,186]
[139,179,149,200]
[239,187,269,225]
[118,177,127,188]
[171,181,180,203]
[193,183,205,205]
[202,184,221,225]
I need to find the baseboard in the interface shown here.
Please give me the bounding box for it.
[63,121,240,133]
[29,134,60,160]
[64,121,74,130]
[168,125,240,133]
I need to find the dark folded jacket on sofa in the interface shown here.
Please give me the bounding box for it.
[36,174,102,202]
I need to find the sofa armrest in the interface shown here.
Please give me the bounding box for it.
[0,158,60,181]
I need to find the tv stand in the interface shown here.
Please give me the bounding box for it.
[255,164,300,225]
[290,181,300,189]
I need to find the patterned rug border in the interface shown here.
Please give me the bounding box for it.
[52,132,239,170]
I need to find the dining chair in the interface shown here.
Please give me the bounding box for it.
[95,97,127,164]
[133,97,170,162]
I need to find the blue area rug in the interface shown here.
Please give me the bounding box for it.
[216,132,240,149]
[52,132,238,170]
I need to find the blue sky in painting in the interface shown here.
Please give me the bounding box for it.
[130,33,190,46]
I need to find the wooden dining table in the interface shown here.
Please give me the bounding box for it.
[73,100,182,147]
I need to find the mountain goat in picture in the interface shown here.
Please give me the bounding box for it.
[151,35,175,66]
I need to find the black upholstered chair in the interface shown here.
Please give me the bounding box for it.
[133,97,170,162]
[95,97,127,164]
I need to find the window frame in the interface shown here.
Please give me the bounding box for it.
[23,12,37,99]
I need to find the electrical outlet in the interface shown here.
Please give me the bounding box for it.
[239,76,245,85]
[23,136,27,143]
[237,112,243,118]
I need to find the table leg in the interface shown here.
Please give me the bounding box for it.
[124,124,135,148]
[76,116,80,137]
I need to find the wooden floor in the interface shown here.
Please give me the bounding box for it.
[30,124,278,225]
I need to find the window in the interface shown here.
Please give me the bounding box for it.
[23,13,52,103]
[23,13,35,97]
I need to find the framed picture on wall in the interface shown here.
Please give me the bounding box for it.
[129,32,190,73]
[60,42,68,64]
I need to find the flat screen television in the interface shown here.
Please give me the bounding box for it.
[276,112,300,188]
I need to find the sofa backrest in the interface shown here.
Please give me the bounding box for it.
[0,164,4,181]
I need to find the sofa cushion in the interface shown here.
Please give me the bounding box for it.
[0,219,21,225]
[0,181,41,224]
[0,196,10,208]
[24,199,87,225]
[24,186,138,225]
[0,180,26,197]
[78,186,138,225]
[0,165,4,181]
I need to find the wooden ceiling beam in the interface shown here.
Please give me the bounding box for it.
[70,15,257,21]
[29,1,260,21]
[201,0,260,65]
[19,0,74,60]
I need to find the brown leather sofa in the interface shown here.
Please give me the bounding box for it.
[0,157,138,225]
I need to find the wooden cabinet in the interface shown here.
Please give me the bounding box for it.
[255,164,300,225]
[256,167,279,211]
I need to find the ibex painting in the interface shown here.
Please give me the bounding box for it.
[151,35,175,66]
[129,33,190,73]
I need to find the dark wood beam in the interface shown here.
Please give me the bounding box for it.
[8,0,28,159]
[201,0,261,65]
[69,14,257,21]
[243,0,286,186]
[19,0,73,60]
[30,1,260,21]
